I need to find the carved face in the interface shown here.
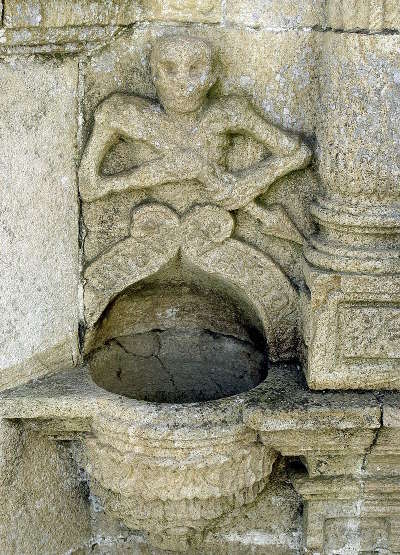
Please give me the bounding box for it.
[150,36,215,114]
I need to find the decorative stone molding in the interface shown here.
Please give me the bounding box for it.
[326,0,399,31]
[2,0,221,29]
[2,0,140,27]
[305,196,400,275]
[303,268,400,390]
[291,403,400,553]
[84,203,299,360]
[293,473,400,553]
[84,405,276,551]
[0,364,398,552]
[81,34,311,362]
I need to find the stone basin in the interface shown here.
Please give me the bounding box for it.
[0,363,384,553]
[81,265,279,550]
[83,376,277,552]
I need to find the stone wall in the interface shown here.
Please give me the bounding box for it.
[1,0,400,554]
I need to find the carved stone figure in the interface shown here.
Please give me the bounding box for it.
[79,34,311,236]
[2,4,400,554]
[80,34,312,359]
[76,34,313,549]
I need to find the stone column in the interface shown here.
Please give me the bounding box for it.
[303,28,400,389]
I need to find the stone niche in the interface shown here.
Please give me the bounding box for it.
[1,1,400,554]
[88,263,269,404]
[80,30,315,404]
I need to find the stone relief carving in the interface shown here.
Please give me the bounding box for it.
[76,33,313,550]
[80,36,310,210]
[80,34,311,355]
[2,2,400,553]
[84,203,299,360]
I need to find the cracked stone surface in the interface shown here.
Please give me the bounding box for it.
[1,2,400,554]
[90,328,266,403]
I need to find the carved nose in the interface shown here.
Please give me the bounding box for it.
[172,69,191,86]
[175,81,193,97]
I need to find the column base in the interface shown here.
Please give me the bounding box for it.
[302,260,400,390]
[304,195,400,275]
[293,471,400,553]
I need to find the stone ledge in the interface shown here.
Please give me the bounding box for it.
[0,25,121,53]
[224,0,325,30]
[3,1,399,33]
[2,364,400,466]
[225,0,400,32]
[0,363,388,433]
[243,364,382,432]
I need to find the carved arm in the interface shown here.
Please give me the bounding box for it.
[205,97,312,209]
[215,144,311,211]
[79,102,208,202]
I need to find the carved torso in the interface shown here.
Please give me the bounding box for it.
[100,94,240,212]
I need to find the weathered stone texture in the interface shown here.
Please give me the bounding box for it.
[0,365,396,553]
[317,32,400,202]
[4,0,399,30]
[224,0,400,31]
[82,25,318,137]
[326,0,400,31]
[80,26,319,314]
[0,421,90,554]
[0,0,400,552]
[303,31,400,390]
[225,0,325,29]
[303,272,400,390]
[386,0,400,29]
[3,0,141,27]
[0,57,79,389]
[3,0,222,27]
[146,0,221,23]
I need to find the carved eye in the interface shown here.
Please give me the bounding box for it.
[162,61,176,74]
[189,62,202,74]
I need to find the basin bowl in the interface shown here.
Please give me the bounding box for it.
[83,380,277,552]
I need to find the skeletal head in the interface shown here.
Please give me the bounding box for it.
[150,35,217,114]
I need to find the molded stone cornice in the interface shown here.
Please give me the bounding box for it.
[2,0,221,29]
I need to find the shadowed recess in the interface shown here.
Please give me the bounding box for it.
[87,261,268,403]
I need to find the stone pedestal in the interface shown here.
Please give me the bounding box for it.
[303,31,400,389]
[293,473,400,553]
[303,264,400,389]
[291,396,400,553]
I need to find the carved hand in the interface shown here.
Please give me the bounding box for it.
[159,148,208,182]
[215,143,312,211]
[197,162,238,202]
[79,138,311,205]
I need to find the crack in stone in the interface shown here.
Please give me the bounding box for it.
[113,336,177,390]
[319,25,400,36]
[361,393,384,474]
